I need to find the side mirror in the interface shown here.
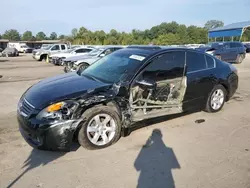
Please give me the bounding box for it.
[99,54,105,57]
[136,79,155,88]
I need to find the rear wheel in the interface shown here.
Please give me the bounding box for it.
[204,84,227,113]
[236,54,244,64]
[78,105,121,150]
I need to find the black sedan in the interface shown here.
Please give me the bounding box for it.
[17,47,238,151]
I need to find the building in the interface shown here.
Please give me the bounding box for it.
[0,39,69,49]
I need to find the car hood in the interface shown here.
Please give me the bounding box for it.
[64,54,93,62]
[24,72,112,109]
[35,49,48,53]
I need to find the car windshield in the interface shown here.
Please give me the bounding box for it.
[44,45,52,50]
[4,48,14,52]
[81,51,146,83]
[87,48,103,56]
[67,49,75,53]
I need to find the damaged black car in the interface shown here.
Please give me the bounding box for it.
[17,47,238,151]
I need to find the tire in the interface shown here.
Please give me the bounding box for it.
[204,84,227,113]
[78,105,122,150]
[40,54,47,62]
[63,66,69,73]
[77,63,89,72]
[235,54,244,64]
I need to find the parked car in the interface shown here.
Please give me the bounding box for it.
[63,46,123,72]
[32,44,69,61]
[196,42,246,64]
[244,43,250,53]
[17,47,238,151]
[2,47,19,57]
[49,47,94,66]
[24,46,34,53]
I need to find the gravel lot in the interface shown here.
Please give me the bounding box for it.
[0,54,250,188]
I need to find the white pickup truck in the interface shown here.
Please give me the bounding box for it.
[32,44,69,61]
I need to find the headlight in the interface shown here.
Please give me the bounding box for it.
[36,100,79,121]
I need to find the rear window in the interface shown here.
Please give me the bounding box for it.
[205,55,215,68]
[186,52,206,72]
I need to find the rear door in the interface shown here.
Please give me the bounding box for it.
[184,51,216,110]
[60,44,67,52]
[220,43,231,61]
[228,42,239,61]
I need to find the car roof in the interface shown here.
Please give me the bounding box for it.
[116,47,198,58]
[127,45,162,50]
[98,46,124,49]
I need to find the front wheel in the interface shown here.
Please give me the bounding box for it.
[204,84,227,113]
[78,105,121,150]
[77,63,89,72]
[64,66,69,73]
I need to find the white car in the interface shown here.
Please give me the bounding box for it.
[49,47,94,65]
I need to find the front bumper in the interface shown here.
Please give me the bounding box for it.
[51,57,62,65]
[32,54,40,61]
[17,112,81,151]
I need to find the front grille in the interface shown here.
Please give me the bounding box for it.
[19,98,35,117]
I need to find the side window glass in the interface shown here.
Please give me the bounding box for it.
[51,45,59,51]
[205,55,215,69]
[85,49,92,52]
[75,49,84,53]
[61,45,66,50]
[186,52,206,72]
[141,51,185,81]
[230,43,237,48]
[224,43,230,49]
[104,49,112,55]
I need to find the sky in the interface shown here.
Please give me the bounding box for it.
[1,0,250,35]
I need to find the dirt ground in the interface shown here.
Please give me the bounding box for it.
[0,54,250,188]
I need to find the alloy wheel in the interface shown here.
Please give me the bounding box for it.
[210,89,224,110]
[86,114,116,146]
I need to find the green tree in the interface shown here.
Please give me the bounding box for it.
[156,33,181,45]
[0,34,2,39]
[2,29,21,41]
[204,20,224,30]
[22,31,33,41]
[36,32,46,40]
[50,32,57,40]
[71,28,78,38]
[242,28,250,41]
[58,35,65,40]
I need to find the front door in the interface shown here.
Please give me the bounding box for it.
[50,45,60,55]
[129,51,187,121]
